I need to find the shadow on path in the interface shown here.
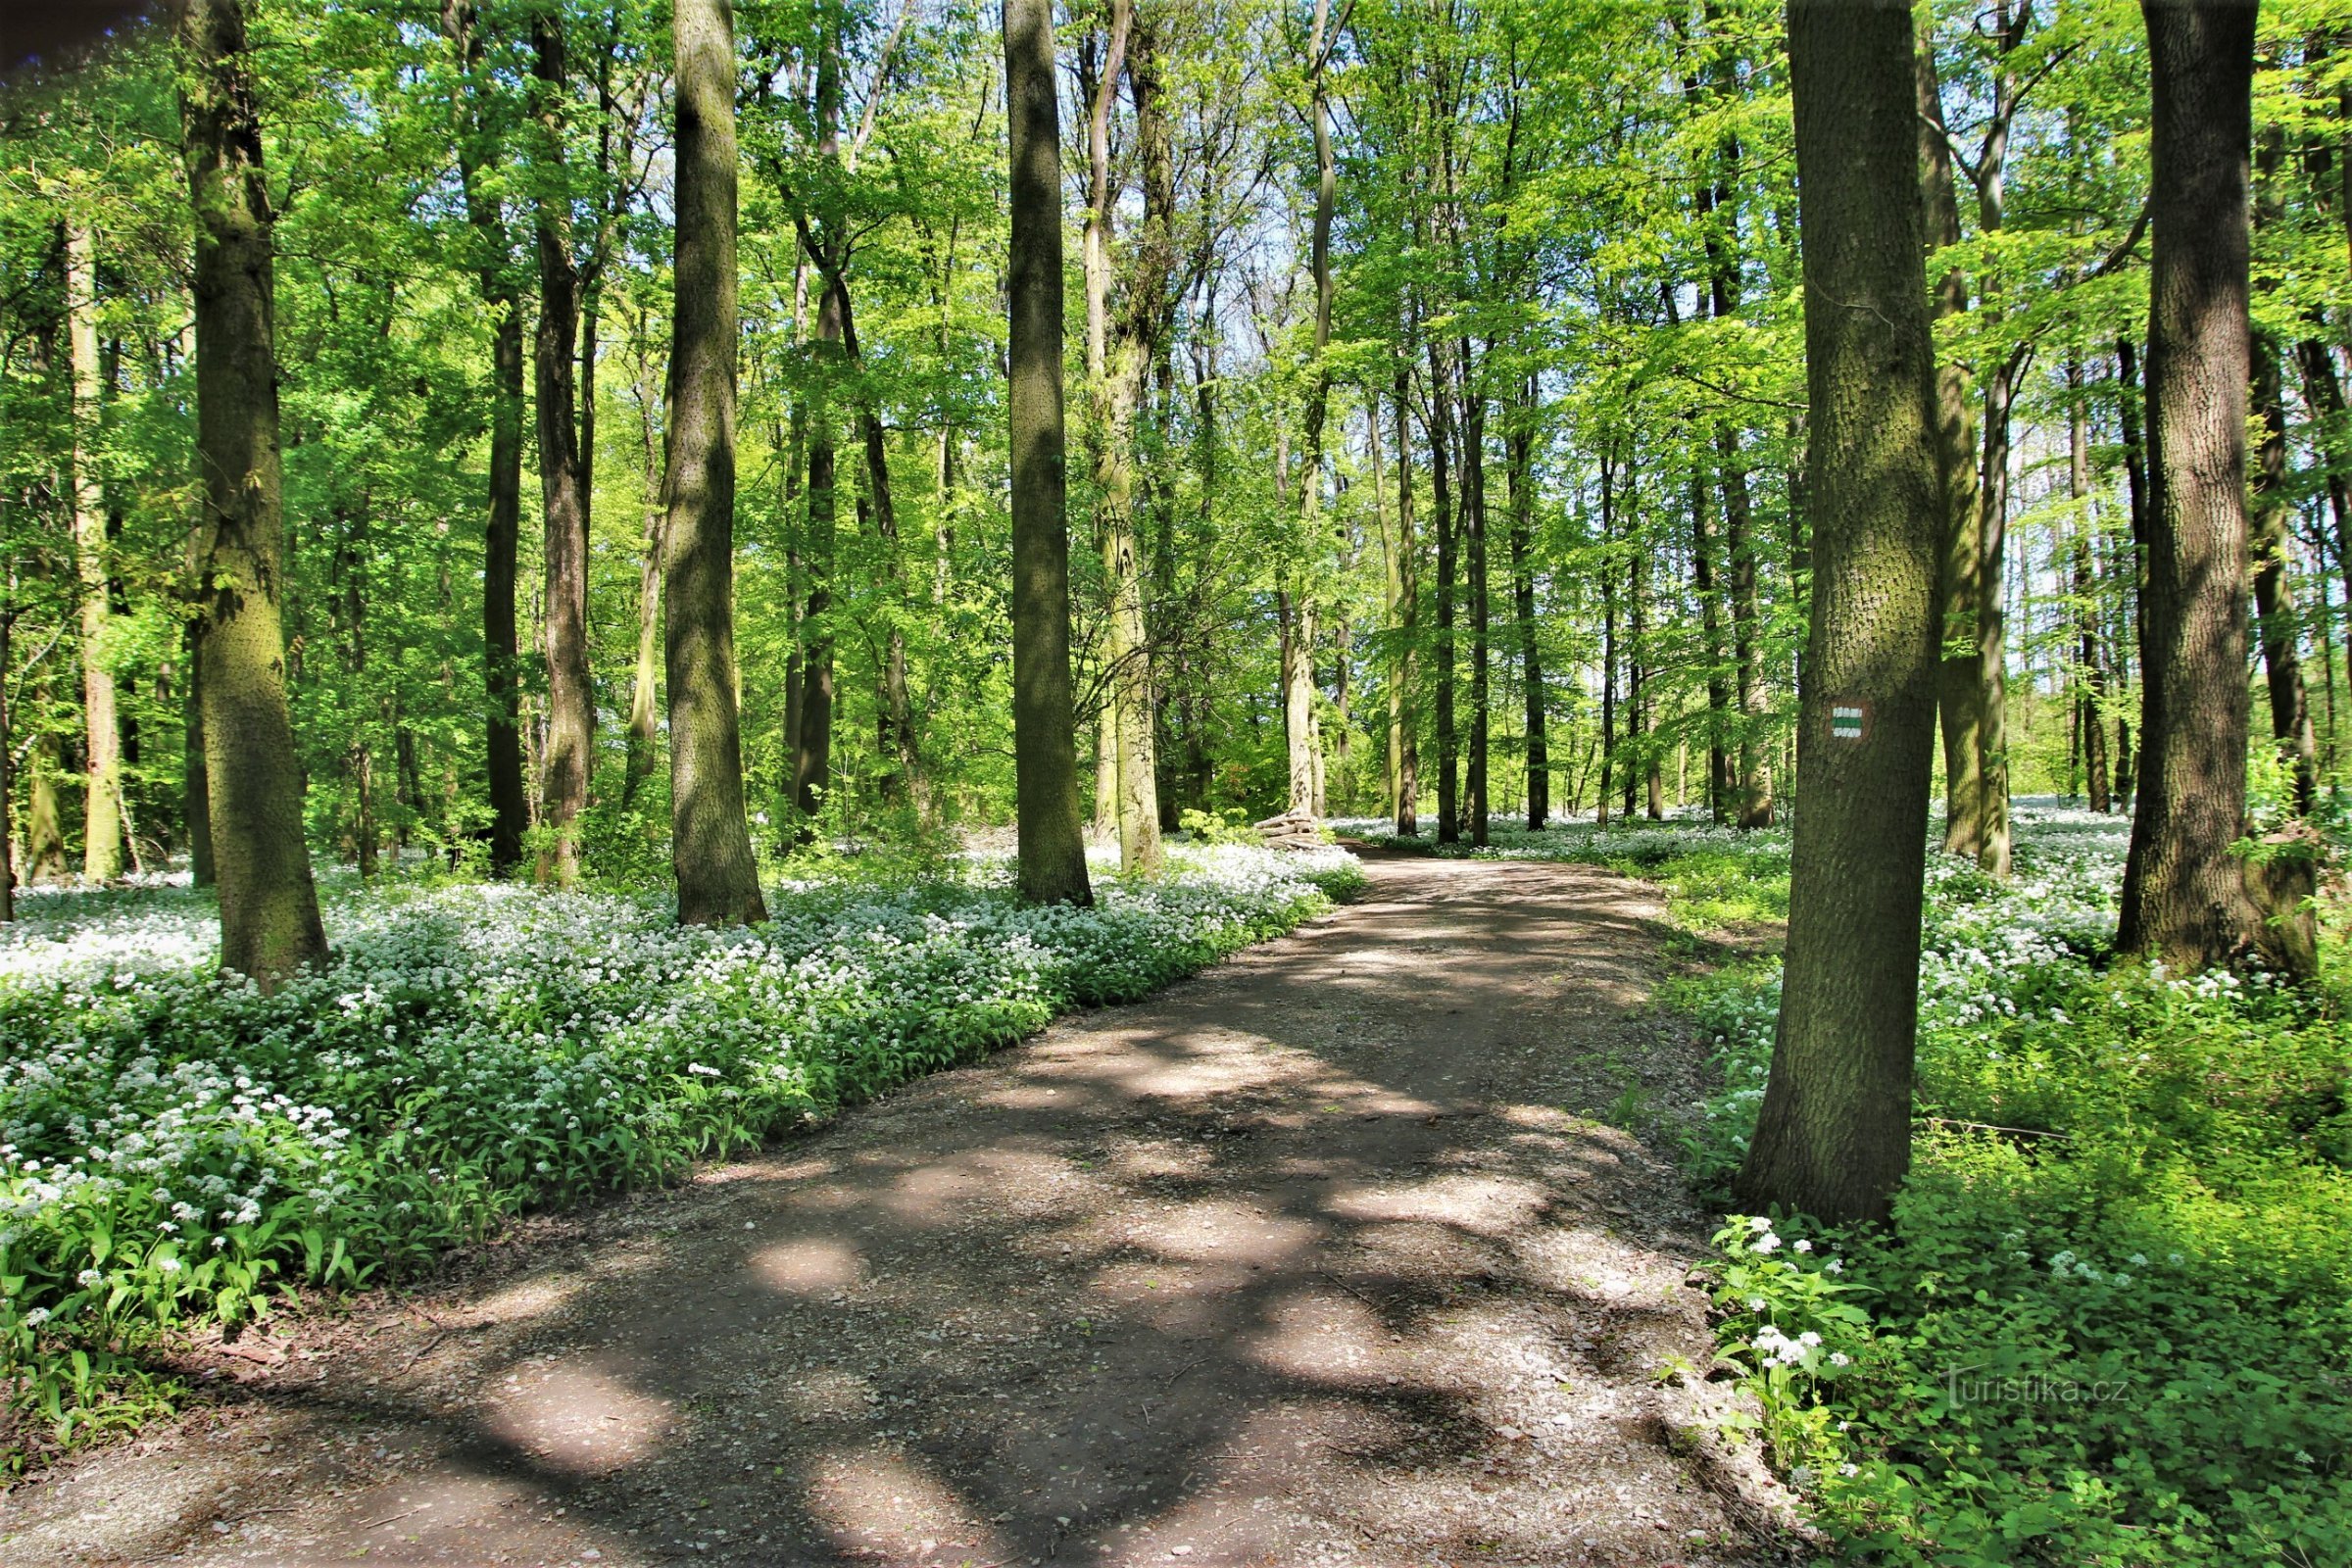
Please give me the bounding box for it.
[1,857,1797,1568]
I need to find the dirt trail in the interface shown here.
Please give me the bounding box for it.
[2,855,1799,1567]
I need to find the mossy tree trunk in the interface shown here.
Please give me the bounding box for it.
[179,0,329,992]
[1737,0,1943,1227]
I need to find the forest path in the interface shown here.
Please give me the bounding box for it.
[4,854,1800,1568]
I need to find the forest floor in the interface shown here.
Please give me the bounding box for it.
[0,854,1803,1568]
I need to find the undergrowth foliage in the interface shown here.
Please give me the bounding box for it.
[1346,805,2351,1567]
[0,844,1361,1461]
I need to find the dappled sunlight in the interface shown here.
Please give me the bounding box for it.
[753,1236,865,1296]
[802,1446,1012,1563]
[481,1361,676,1473]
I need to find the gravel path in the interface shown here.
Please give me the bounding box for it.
[1,854,1803,1567]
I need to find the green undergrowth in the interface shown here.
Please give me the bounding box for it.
[0,843,1361,1467]
[1357,807,2352,1566]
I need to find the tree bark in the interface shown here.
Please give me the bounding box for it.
[533,7,593,884]
[2067,361,2111,812]
[1083,0,1162,871]
[1282,0,1339,820]
[1738,0,1943,1227]
[179,0,329,991]
[1462,360,1490,847]
[66,217,122,883]
[1917,14,1983,858]
[1427,336,1459,843]
[1599,445,1619,828]
[1004,0,1093,906]
[1508,381,1546,829]
[441,0,529,876]
[1389,374,1420,835]
[2118,0,2271,973]
[662,0,767,927]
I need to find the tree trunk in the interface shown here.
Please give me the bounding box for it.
[1508,383,1545,829]
[1917,17,1983,858]
[1689,443,1732,820]
[1427,337,1459,843]
[533,8,592,885]
[441,0,529,876]
[2250,131,2320,815]
[1083,0,1161,871]
[662,0,766,927]
[65,217,122,883]
[1389,373,1420,835]
[1975,346,2017,877]
[179,0,329,991]
[623,352,664,810]
[1281,0,1339,821]
[2068,362,2111,812]
[2251,338,2320,814]
[1462,360,1490,847]
[2119,0,2272,973]
[183,620,213,885]
[1738,0,1943,1227]
[1599,446,1618,828]
[1004,0,1093,905]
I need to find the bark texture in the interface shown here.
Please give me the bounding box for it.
[1738,0,1942,1226]
[662,0,767,927]
[180,0,330,991]
[1004,0,1093,906]
[2118,0,2271,973]
[533,7,593,884]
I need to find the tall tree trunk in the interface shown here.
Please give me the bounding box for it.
[2119,0,2274,973]
[2251,338,2320,814]
[1427,337,1460,844]
[1462,358,1490,847]
[442,0,528,876]
[623,351,664,809]
[1917,16,1983,858]
[2068,362,2111,812]
[1082,0,1161,870]
[1738,0,1943,1227]
[1004,0,1092,905]
[1390,375,1420,835]
[65,217,122,883]
[2115,333,2150,811]
[663,0,766,927]
[793,40,846,833]
[533,8,592,884]
[1282,0,1338,820]
[2250,131,2320,815]
[1697,84,1771,830]
[1599,446,1618,828]
[1508,382,1545,828]
[1975,345,2018,877]
[179,0,329,990]
[1689,443,1732,820]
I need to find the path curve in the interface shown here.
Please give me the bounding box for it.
[2,855,1799,1567]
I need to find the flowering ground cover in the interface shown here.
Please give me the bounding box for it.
[1346,804,2352,1567]
[0,843,1361,1462]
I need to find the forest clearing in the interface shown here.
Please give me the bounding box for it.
[2,0,2349,1563]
